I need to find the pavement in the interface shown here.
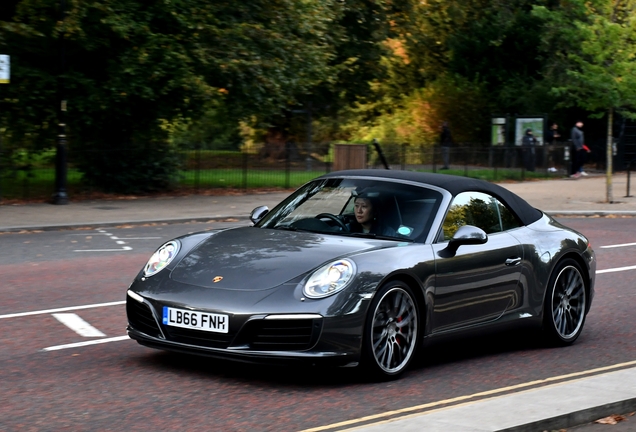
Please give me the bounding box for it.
[2,171,636,233]
[2,171,636,431]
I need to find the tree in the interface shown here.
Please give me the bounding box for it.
[386,0,551,113]
[0,0,336,193]
[533,0,636,202]
[253,0,395,150]
[339,0,557,145]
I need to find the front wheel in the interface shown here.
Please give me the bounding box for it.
[362,281,419,379]
[543,258,587,345]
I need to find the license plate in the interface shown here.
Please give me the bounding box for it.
[162,306,228,334]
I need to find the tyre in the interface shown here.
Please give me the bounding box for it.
[543,258,587,345]
[362,281,419,378]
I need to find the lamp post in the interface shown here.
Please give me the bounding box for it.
[52,0,68,204]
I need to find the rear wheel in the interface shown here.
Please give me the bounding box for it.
[543,258,587,345]
[362,281,419,378]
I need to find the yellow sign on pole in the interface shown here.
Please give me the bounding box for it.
[0,55,10,84]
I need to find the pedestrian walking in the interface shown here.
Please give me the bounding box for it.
[570,121,586,178]
[440,121,452,170]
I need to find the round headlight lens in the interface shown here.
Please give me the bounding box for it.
[303,259,356,299]
[143,240,180,277]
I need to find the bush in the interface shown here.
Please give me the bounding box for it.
[75,141,181,194]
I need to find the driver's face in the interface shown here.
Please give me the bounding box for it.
[354,198,374,225]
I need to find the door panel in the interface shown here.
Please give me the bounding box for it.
[431,232,523,333]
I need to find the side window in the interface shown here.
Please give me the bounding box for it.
[498,201,522,231]
[441,192,520,240]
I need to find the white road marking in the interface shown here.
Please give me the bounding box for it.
[600,242,636,249]
[52,313,107,337]
[74,246,132,252]
[0,301,125,320]
[1,260,632,321]
[597,265,636,274]
[42,336,129,352]
[72,229,134,252]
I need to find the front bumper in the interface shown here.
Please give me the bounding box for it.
[126,291,363,367]
[127,327,357,366]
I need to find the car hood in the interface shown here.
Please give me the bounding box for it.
[170,227,390,291]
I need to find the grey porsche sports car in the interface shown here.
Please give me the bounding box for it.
[126,169,596,378]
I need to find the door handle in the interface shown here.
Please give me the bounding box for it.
[505,257,522,266]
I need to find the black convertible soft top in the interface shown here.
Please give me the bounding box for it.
[319,169,543,226]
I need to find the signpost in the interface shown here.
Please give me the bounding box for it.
[52,0,69,204]
[491,117,507,146]
[514,115,547,173]
[0,55,7,201]
[514,116,545,146]
[0,55,9,84]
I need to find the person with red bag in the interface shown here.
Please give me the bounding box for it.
[570,121,587,178]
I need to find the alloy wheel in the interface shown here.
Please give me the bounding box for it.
[550,264,586,342]
[370,285,418,375]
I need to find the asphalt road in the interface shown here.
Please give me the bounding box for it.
[1,217,635,431]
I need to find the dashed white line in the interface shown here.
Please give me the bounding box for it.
[72,229,135,252]
[0,301,125,320]
[52,313,107,337]
[42,336,129,352]
[597,265,636,274]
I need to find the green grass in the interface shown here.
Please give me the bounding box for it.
[1,165,562,201]
[0,167,328,200]
[178,169,327,189]
[0,167,85,201]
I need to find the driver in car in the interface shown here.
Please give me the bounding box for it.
[348,192,397,237]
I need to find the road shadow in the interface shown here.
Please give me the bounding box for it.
[414,326,549,370]
[128,326,553,388]
[131,349,368,387]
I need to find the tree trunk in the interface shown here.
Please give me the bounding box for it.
[606,108,614,203]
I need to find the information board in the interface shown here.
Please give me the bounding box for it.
[0,55,9,84]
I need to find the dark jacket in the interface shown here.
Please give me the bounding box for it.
[571,126,584,150]
[440,126,452,147]
[522,132,537,147]
[545,128,560,144]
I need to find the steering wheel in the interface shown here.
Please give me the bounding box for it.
[315,213,348,231]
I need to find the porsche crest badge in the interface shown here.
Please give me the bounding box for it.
[213,276,223,283]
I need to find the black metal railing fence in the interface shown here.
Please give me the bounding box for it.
[0,141,578,202]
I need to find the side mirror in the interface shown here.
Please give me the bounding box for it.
[250,206,269,225]
[439,225,488,257]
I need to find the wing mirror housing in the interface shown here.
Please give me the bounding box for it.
[250,206,269,225]
[440,225,488,257]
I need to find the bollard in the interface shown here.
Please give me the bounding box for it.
[627,160,634,198]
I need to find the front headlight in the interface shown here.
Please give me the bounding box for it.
[143,240,181,277]
[303,259,356,299]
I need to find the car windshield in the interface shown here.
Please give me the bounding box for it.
[256,177,443,242]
